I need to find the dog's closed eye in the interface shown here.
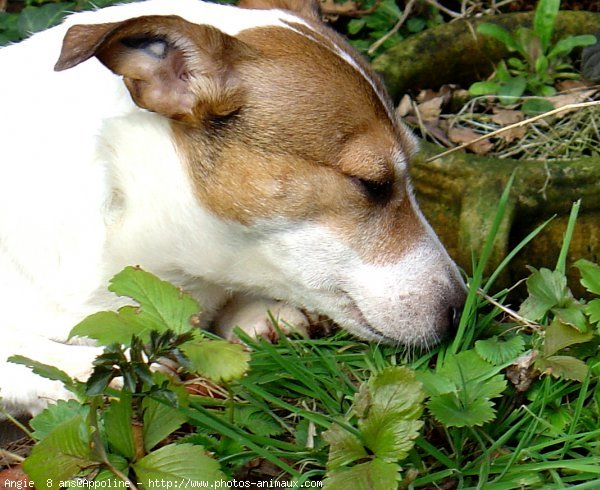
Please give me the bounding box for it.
[352,177,394,204]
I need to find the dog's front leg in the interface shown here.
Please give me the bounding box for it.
[0,333,100,417]
[212,294,310,342]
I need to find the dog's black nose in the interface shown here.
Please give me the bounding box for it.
[448,306,463,332]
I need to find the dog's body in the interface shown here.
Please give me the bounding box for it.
[0,0,465,416]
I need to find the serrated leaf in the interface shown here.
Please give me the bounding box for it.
[323,423,367,470]
[23,415,96,489]
[586,299,600,327]
[30,400,89,441]
[544,318,594,357]
[423,351,506,427]
[8,355,75,388]
[428,394,496,427]
[475,336,525,365]
[553,304,589,333]
[325,366,424,472]
[182,340,250,383]
[109,266,201,335]
[230,406,285,437]
[574,259,600,295]
[103,392,135,460]
[142,397,187,452]
[357,367,424,461]
[70,309,152,346]
[519,268,570,321]
[132,444,224,486]
[324,459,400,490]
[414,370,455,397]
[535,355,589,381]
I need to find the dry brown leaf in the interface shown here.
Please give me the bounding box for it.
[417,96,444,121]
[448,126,493,155]
[499,125,527,144]
[320,0,357,16]
[396,94,413,118]
[491,108,524,126]
[547,90,596,112]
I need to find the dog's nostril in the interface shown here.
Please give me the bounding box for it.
[449,306,462,331]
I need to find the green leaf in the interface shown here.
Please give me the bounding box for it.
[428,393,496,427]
[574,259,600,295]
[182,339,250,383]
[324,459,400,490]
[347,18,365,35]
[477,23,520,52]
[103,392,135,460]
[469,80,500,96]
[521,97,555,115]
[142,397,188,452]
[535,55,549,75]
[109,266,201,334]
[356,367,423,461]
[586,299,600,327]
[535,355,589,381]
[544,319,594,357]
[17,3,73,37]
[23,416,96,490]
[30,400,89,441]
[519,268,570,321]
[553,303,590,333]
[324,366,424,476]
[548,35,597,59]
[498,76,526,104]
[8,355,75,388]
[323,423,368,469]
[132,444,225,487]
[423,351,506,427]
[414,370,455,397]
[533,0,559,52]
[70,309,152,346]
[475,336,526,365]
[230,406,285,437]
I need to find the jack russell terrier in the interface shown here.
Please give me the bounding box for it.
[0,0,466,416]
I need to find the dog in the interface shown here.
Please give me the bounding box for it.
[0,0,466,416]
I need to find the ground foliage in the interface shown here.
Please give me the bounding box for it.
[1,1,599,488]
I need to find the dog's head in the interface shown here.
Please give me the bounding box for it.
[55,0,466,348]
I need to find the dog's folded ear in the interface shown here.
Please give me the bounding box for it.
[238,0,321,20]
[55,15,256,124]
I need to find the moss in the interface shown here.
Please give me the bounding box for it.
[373,11,600,101]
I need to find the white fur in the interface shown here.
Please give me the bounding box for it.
[0,0,464,416]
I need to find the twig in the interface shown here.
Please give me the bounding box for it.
[425,100,600,163]
[477,288,543,331]
[368,0,417,55]
[0,449,25,463]
[321,0,383,18]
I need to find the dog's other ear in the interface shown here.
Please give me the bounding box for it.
[55,15,255,124]
[238,0,321,21]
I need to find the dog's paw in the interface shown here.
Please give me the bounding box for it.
[214,295,309,342]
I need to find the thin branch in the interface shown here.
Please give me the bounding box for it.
[477,288,543,331]
[368,0,417,55]
[425,100,600,163]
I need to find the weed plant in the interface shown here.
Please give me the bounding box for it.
[4,176,599,489]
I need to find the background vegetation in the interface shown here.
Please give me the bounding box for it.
[0,1,599,489]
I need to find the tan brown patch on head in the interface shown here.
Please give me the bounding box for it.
[171,24,426,265]
[238,0,321,20]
